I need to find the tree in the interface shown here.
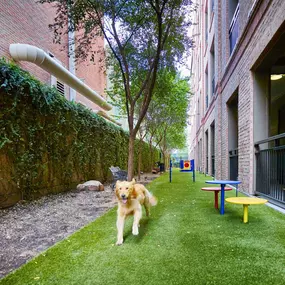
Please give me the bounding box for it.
[142,69,190,169]
[157,122,187,168]
[40,0,195,179]
[117,68,190,174]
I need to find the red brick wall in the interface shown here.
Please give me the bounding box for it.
[193,0,285,194]
[0,1,68,84]
[0,0,106,110]
[76,36,107,110]
[217,0,285,193]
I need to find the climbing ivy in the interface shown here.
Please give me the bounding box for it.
[0,59,159,204]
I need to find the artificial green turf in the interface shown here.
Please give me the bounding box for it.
[1,170,285,285]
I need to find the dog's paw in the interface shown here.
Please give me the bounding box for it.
[132,226,139,235]
[116,239,123,246]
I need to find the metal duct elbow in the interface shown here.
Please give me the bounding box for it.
[9,43,112,111]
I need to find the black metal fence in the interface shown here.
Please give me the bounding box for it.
[229,148,238,181]
[255,133,285,205]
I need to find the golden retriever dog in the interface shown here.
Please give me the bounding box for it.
[115,178,157,245]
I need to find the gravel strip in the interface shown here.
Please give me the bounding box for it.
[0,185,116,279]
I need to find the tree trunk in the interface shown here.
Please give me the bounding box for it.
[138,138,142,181]
[162,151,166,170]
[164,152,169,170]
[127,133,135,181]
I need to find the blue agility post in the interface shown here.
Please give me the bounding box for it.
[169,159,172,183]
[179,159,184,170]
[191,159,195,182]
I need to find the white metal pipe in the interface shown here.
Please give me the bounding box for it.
[9,43,112,111]
[95,110,122,126]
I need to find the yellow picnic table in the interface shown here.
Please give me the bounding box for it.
[225,197,268,223]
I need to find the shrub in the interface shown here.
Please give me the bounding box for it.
[0,59,158,206]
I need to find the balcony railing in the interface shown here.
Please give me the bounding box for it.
[255,133,285,207]
[229,4,239,54]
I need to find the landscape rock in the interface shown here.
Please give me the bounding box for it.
[77,180,104,191]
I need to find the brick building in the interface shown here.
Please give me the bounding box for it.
[0,0,111,114]
[189,0,285,206]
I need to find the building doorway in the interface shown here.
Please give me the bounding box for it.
[254,28,285,206]
[205,130,209,174]
[210,122,215,177]
[227,91,238,181]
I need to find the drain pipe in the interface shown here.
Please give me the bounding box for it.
[68,21,76,101]
[68,15,76,101]
[9,43,112,111]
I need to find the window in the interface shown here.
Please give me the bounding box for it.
[229,1,239,54]
[210,41,215,96]
[205,8,208,44]
[205,68,209,109]
[197,98,200,129]
[211,0,215,13]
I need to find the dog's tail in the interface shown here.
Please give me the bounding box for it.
[144,188,157,206]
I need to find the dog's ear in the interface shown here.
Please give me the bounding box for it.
[131,185,137,199]
[131,178,136,184]
[115,181,121,196]
[115,180,121,189]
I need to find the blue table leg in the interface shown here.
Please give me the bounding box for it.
[220,184,225,215]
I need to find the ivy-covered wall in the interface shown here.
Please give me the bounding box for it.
[0,60,159,208]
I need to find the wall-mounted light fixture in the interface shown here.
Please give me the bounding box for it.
[270,74,283,81]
